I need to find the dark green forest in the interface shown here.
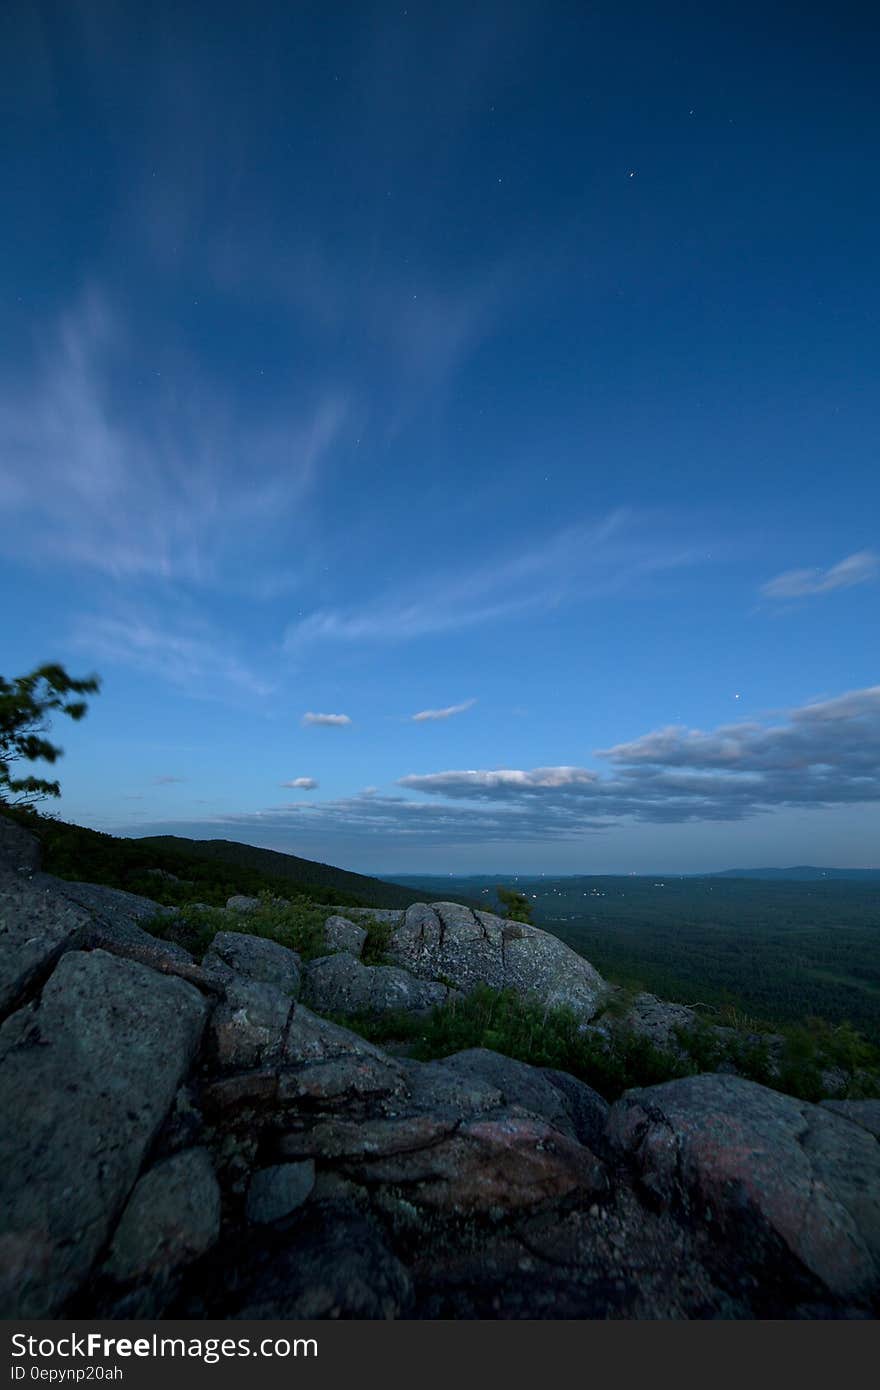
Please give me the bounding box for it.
[1,807,446,911]
[396,874,880,1041]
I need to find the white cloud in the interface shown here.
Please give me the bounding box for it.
[115,685,880,851]
[411,699,476,722]
[280,777,318,790]
[301,712,352,727]
[400,685,880,826]
[400,767,600,793]
[761,550,879,600]
[153,775,185,785]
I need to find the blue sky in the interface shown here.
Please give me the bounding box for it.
[2,0,878,873]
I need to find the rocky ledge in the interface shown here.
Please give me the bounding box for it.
[1,816,878,1319]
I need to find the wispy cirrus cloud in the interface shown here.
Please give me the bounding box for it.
[761,550,878,600]
[153,775,186,785]
[301,712,352,727]
[280,777,318,790]
[283,511,705,651]
[68,602,274,702]
[0,289,349,586]
[411,699,476,722]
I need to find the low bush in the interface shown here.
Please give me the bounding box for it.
[334,986,690,1101]
[152,892,329,962]
[360,916,396,966]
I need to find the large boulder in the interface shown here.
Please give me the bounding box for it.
[424,1048,609,1150]
[0,865,212,1024]
[28,873,179,931]
[199,1003,410,1118]
[322,1110,608,1214]
[78,913,197,976]
[301,952,452,1017]
[203,930,301,997]
[387,901,609,1019]
[282,1002,393,1068]
[100,1147,221,1315]
[278,1005,407,1106]
[246,1161,316,1225]
[614,992,699,1050]
[0,871,94,1016]
[323,915,368,957]
[0,949,208,1317]
[607,1073,880,1309]
[207,976,294,1072]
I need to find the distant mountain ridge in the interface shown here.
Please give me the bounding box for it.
[390,867,880,884]
[698,866,880,882]
[135,834,456,908]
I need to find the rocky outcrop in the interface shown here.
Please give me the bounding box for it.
[246,1160,316,1225]
[0,866,95,1014]
[0,948,208,1317]
[323,914,368,957]
[387,901,610,1018]
[98,1146,221,1316]
[821,1099,880,1140]
[302,951,454,1017]
[1,813,878,1320]
[203,930,301,996]
[614,992,700,1050]
[607,1073,880,1309]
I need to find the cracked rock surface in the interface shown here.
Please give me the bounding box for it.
[387,901,610,1018]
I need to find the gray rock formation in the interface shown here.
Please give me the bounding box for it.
[302,951,453,1016]
[419,1048,610,1150]
[387,901,609,1019]
[1,817,878,1320]
[0,949,207,1317]
[323,914,368,957]
[100,1147,221,1315]
[246,1161,316,1224]
[208,975,295,1072]
[0,868,95,1014]
[27,874,182,930]
[222,1206,414,1319]
[820,1099,880,1140]
[607,1073,880,1307]
[615,991,699,1049]
[203,929,301,996]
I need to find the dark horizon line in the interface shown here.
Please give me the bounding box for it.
[378,866,880,879]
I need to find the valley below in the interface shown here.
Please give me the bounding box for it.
[393,874,880,1040]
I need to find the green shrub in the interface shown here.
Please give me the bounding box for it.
[495,887,533,924]
[360,916,396,966]
[333,987,880,1106]
[152,892,329,963]
[334,986,689,1101]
